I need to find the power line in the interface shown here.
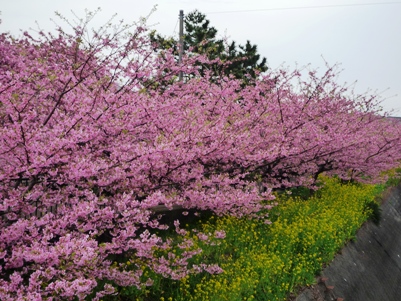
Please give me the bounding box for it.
[172,18,179,36]
[206,1,401,14]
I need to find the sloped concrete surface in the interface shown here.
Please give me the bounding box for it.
[296,185,401,301]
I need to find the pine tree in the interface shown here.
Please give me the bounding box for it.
[150,10,267,82]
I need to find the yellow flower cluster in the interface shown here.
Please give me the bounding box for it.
[117,176,379,301]
[172,177,377,301]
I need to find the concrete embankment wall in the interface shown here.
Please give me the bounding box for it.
[296,185,401,301]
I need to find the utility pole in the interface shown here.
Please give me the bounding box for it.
[178,10,184,82]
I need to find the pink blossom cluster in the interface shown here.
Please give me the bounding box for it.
[1,15,401,300]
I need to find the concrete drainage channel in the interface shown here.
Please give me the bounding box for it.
[295,184,401,301]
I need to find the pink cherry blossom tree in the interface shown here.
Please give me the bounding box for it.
[1,12,400,300]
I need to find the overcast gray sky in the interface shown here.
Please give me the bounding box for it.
[1,0,400,115]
